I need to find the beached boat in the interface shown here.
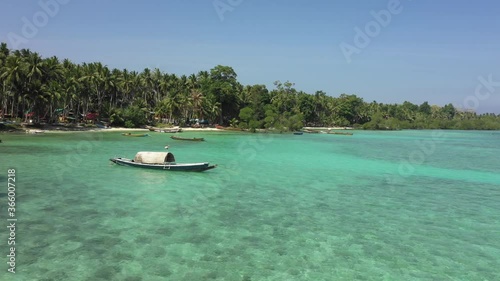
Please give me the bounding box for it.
[148,127,182,133]
[216,125,243,131]
[293,132,303,135]
[170,135,204,141]
[224,127,243,131]
[163,128,182,133]
[26,129,44,134]
[96,122,109,129]
[110,151,216,172]
[327,131,353,136]
[302,129,320,134]
[121,133,149,137]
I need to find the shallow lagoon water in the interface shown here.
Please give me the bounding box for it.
[0,130,499,280]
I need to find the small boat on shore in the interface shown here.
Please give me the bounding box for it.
[327,131,353,136]
[110,151,216,172]
[148,127,182,133]
[293,132,303,135]
[170,135,204,141]
[96,122,109,129]
[302,129,320,134]
[216,125,243,131]
[224,127,243,131]
[163,128,182,133]
[26,129,44,134]
[122,133,149,137]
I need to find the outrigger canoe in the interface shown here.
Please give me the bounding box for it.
[163,128,182,133]
[122,133,149,137]
[110,151,216,172]
[170,135,204,141]
[215,125,243,131]
[327,131,353,136]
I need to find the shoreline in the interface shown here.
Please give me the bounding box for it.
[8,126,233,134]
[5,126,353,134]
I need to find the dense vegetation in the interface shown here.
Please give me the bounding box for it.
[1,43,499,130]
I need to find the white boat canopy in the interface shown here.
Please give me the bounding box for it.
[134,152,176,164]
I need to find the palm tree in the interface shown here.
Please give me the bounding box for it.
[187,73,198,90]
[117,69,133,108]
[1,54,26,119]
[25,51,44,83]
[190,90,204,120]
[205,99,221,124]
[151,68,163,107]
[108,68,121,109]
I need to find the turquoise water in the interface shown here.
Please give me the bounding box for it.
[1,130,499,280]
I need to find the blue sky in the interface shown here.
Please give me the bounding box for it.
[1,0,500,113]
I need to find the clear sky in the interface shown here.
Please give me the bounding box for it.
[1,0,499,113]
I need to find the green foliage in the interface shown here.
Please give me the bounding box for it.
[109,109,125,127]
[110,106,147,127]
[248,120,262,132]
[238,107,254,123]
[0,123,22,131]
[286,113,304,131]
[419,101,432,115]
[124,120,135,128]
[263,105,279,129]
[123,105,147,127]
[229,118,239,128]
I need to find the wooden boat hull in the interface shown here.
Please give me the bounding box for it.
[327,132,353,136]
[170,136,204,141]
[223,127,243,131]
[302,130,320,134]
[122,133,149,137]
[216,125,242,131]
[110,157,216,171]
[26,129,45,134]
[96,123,109,129]
[163,128,182,133]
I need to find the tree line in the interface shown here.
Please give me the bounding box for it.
[1,43,499,130]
